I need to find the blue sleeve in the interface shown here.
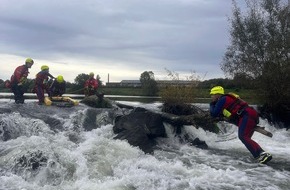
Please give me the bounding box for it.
[210,96,226,117]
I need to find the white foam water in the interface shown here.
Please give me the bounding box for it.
[0,101,289,190]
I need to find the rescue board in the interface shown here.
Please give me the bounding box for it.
[44,96,79,107]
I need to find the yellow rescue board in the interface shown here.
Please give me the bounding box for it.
[44,96,79,106]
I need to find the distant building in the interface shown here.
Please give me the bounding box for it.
[120,80,141,87]
[105,82,121,87]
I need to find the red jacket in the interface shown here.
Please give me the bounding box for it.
[35,71,54,88]
[10,65,29,84]
[84,78,98,89]
[210,94,250,125]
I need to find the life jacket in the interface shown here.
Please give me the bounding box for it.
[221,93,248,118]
[84,78,98,89]
[35,71,50,88]
[10,65,29,85]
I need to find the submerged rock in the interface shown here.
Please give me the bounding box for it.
[80,95,113,108]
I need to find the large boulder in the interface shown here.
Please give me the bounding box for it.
[113,107,166,153]
[113,107,210,153]
[258,104,290,130]
[80,97,213,153]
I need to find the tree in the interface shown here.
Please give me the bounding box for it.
[73,73,90,93]
[159,69,202,115]
[139,71,158,96]
[222,0,290,127]
[74,73,89,86]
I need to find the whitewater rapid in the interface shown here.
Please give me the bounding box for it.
[0,100,290,190]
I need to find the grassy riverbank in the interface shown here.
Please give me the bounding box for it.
[0,86,259,104]
[99,87,259,104]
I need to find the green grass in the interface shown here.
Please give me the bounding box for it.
[99,87,145,96]
[194,88,259,104]
[0,86,261,104]
[100,87,259,104]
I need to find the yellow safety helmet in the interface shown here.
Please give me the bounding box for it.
[56,75,64,83]
[210,86,224,95]
[41,65,49,71]
[89,72,94,76]
[25,58,34,65]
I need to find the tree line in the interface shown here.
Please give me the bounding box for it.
[222,0,290,127]
[0,71,247,94]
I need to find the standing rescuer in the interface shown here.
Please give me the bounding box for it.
[32,65,54,105]
[84,72,98,97]
[9,58,34,104]
[209,86,272,164]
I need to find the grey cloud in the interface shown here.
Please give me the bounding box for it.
[0,0,244,80]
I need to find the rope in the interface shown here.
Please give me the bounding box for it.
[66,87,85,94]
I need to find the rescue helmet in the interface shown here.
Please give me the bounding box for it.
[56,75,64,83]
[210,86,224,95]
[41,65,49,71]
[89,72,94,76]
[25,58,34,65]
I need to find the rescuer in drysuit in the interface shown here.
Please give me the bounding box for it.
[32,65,54,105]
[8,58,34,104]
[209,86,272,164]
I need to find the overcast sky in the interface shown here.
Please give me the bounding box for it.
[0,0,247,83]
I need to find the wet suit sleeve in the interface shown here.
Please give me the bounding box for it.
[210,96,226,117]
[47,73,55,79]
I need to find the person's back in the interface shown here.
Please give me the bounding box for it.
[210,93,249,125]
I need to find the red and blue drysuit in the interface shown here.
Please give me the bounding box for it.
[84,78,98,97]
[210,94,264,158]
[33,71,54,104]
[10,65,29,104]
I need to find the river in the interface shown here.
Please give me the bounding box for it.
[0,97,290,190]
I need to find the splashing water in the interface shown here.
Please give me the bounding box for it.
[0,101,289,190]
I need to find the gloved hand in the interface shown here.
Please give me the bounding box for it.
[19,77,27,84]
[17,82,22,86]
